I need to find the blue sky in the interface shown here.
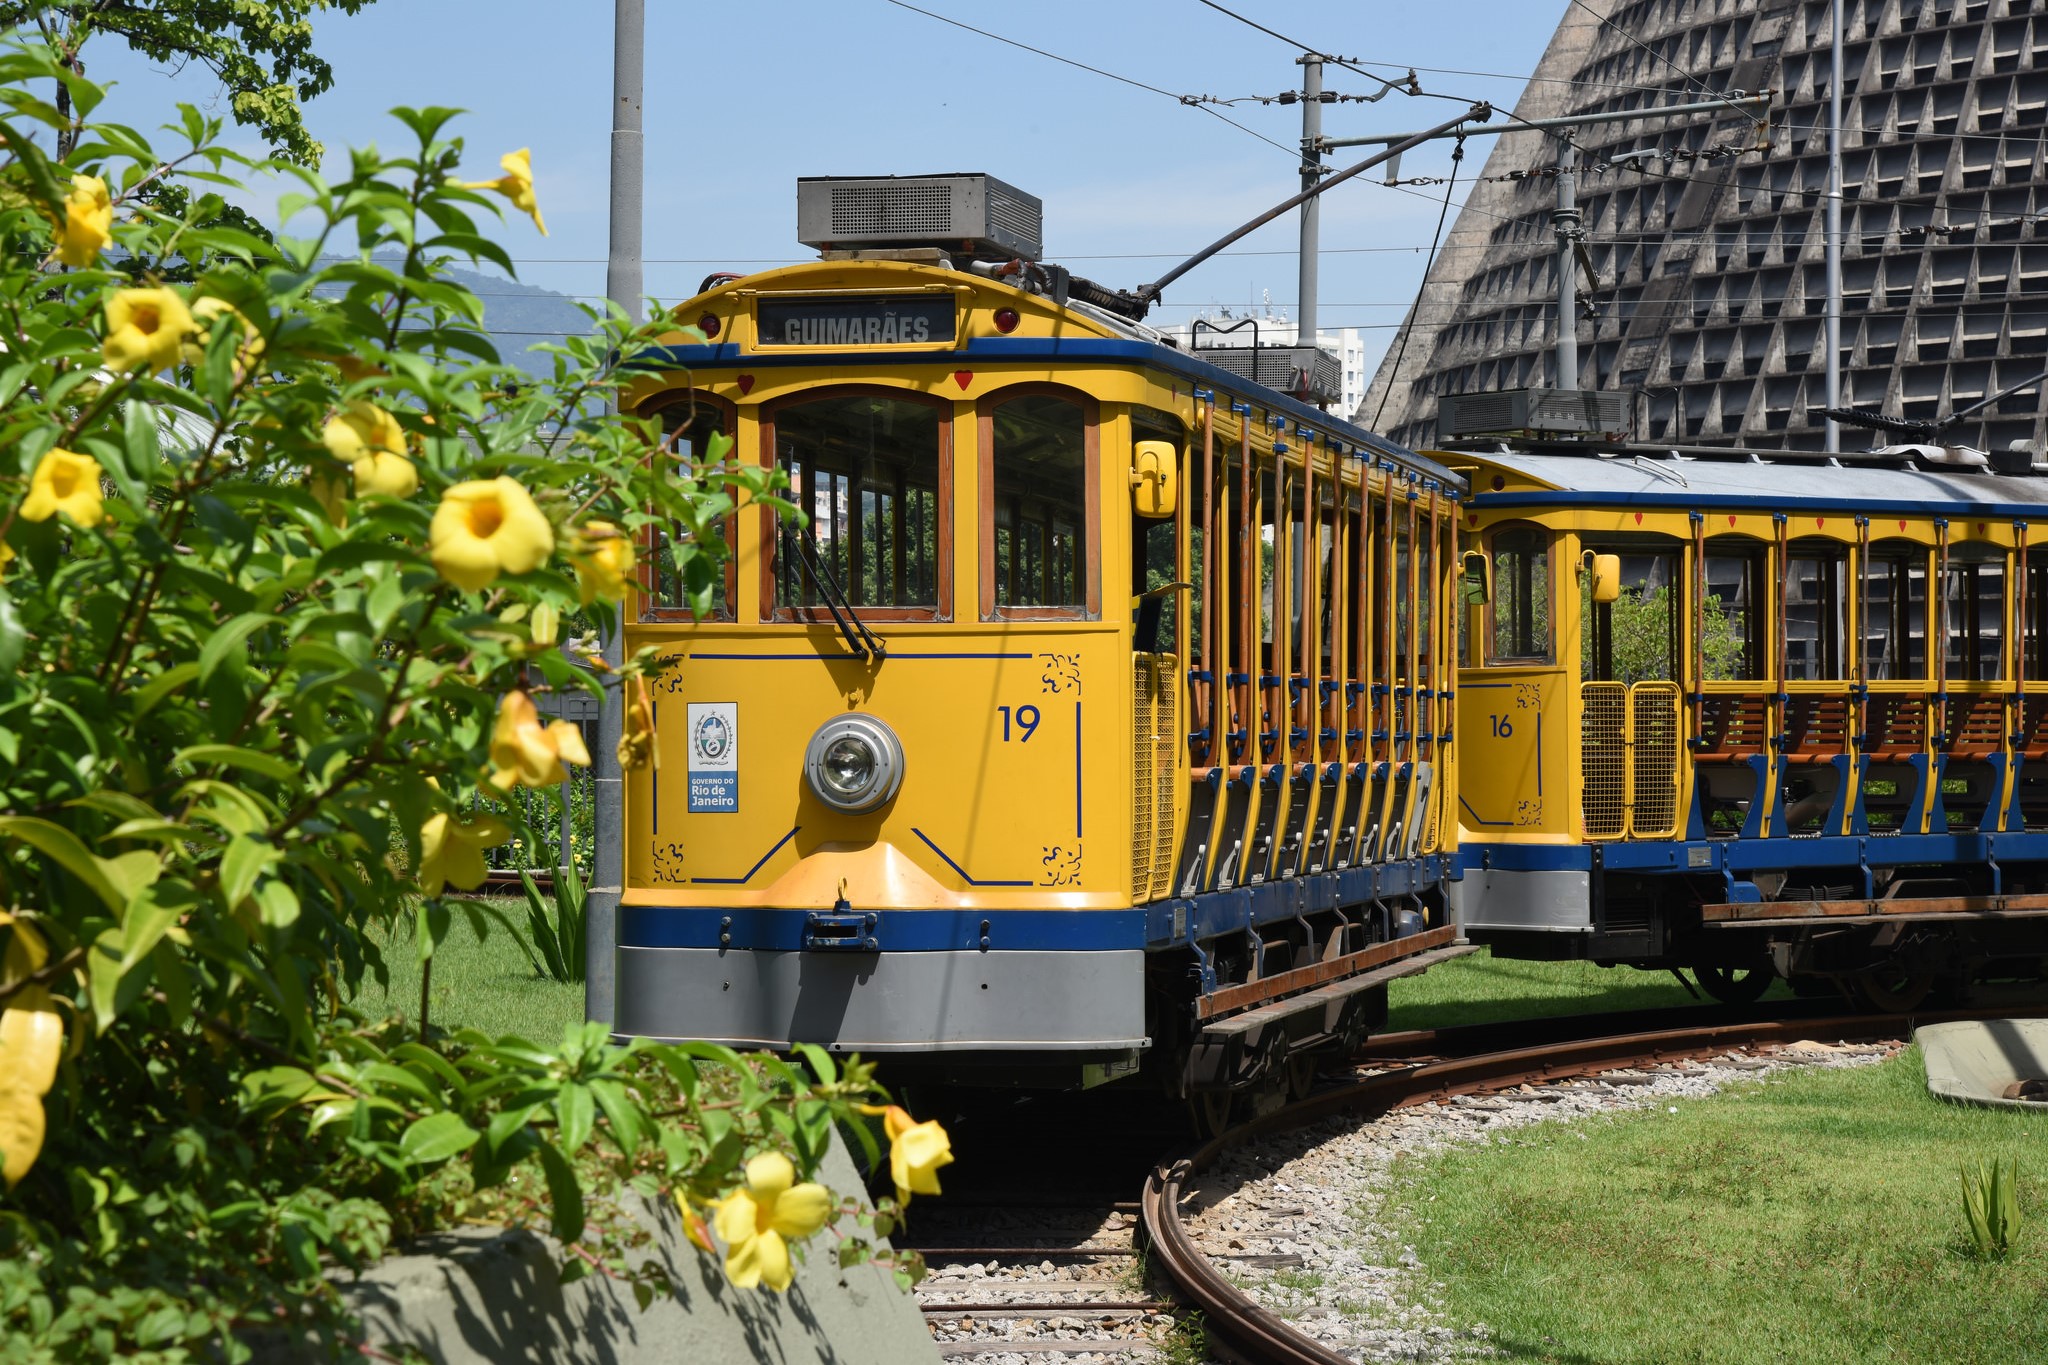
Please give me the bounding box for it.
[77,1,1567,373]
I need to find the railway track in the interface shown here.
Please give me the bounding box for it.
[1138,1000,2048,1365]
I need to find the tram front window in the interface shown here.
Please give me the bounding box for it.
[772,392,944,612]
[1486,526,1551,664]
[991,394,1090,610]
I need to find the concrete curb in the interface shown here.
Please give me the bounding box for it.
[255,1135,937,1363]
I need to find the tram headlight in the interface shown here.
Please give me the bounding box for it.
[803,714,904,814]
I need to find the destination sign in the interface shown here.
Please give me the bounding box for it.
[756,295,955,347]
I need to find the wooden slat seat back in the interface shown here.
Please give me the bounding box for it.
[1863,693,1930,762]
[1693,694,1771,760]
[1942,694,2008,759]
[1782,694,1852,763]
[2019,695,2048,759]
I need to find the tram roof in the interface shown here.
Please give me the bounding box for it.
[1451,444,2048,519]
[643,259,1463,492]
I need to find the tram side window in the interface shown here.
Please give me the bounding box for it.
[1701,547,1764,680]
[1581,549,1680,683]
[773,393,942,612]
[1945,547,2006,681]
[993,395,1089,609]
[1864,546,1928,680]
[1784,544,1847,680]
[645,399,733,619]
[1486,526,1550,664]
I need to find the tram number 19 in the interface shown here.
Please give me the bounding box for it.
[1488,713,1513,738]
[997,704,1042,742]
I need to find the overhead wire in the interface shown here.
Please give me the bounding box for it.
[1375,137,1464,428]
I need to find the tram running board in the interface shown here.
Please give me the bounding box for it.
[1199,942,1479,1045]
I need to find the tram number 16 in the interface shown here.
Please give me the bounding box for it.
[997,704,1042,742]
[1488,713,1513,738]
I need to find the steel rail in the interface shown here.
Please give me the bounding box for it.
[1140,1007,2040,1365]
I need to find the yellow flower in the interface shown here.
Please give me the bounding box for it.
[0,986,62,1188]
[883,1105,954,1207]
[617,676,655,772]
[0,541,14,577]
[19,449,105,529]
[322,402,418,499]
[417,810,511,896]
[571,521,637,606]
[185,296,265,373]
[710,1151,834,1292]
[54,174,111,268]
[429,477,555,591]
[103,287,197,375]
[486,690,591,792]
[462,148,547,236]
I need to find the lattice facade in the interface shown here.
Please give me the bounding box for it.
[1362,0,2048,455]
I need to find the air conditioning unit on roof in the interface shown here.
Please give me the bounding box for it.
[798,174,1042,262]
[1439,388,1631,440]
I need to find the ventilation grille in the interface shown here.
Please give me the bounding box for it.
[1131,654,1178,902]
[1629,683,1682,837]
[1440,387,1632,438]
[1582,682,1627,839]
[830,184,954,238]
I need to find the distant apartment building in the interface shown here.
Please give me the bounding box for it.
[1363,0,2048,456]
[1161,304,1373,420]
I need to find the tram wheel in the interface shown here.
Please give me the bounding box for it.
[1187,1090,1235,1141]
[1285,1052,1320,1102]
[1848,965,1936,1013]
[1694,963,1773,1005]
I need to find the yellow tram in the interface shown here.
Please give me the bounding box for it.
[611,175,1466,1108]
[1447,435,2048,1007]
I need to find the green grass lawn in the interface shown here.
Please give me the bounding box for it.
[1391,1049,2048,1365]
[1386,947,1794,1032]
[349,898,586,1042]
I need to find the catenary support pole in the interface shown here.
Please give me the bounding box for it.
[1825,0,1843,453]
[591,0,643,1027]
[1298,53,1323,353]
[1553,137,1579,391]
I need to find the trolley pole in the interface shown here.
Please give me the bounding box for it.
[1297,53,1324,356]
[591,0,643,1028]
[1552,136,1580,391]
[1824,0,1844,453]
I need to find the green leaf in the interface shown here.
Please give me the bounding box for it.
[173,744,298,783]
[588,1078,644,1158]
[399,1112,481,1165]
[240,1066,318,1113]
[0,588,21,674]
[536,1140,585,1243]
[0,816,124,913]
[555,1082,594,1153]
[197,612,272,683]
[220,835,281,909]
[794,1042,838,1087]
[118,880,193,973]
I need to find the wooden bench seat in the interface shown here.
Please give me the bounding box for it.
[1783,694,1852,763]
[1693,694,1772,760]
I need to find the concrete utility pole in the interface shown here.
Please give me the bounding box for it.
[1553,137,1580,391]
[1298,53,1324,351]
[1824,0,1844,453]
[590,0,643,1028]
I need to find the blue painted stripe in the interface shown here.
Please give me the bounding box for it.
[628,338,1459,485]
[692,826,801,885]
[911,827,1031,887]
[621,855,1454,952]
[1073,701,1083,839]
[621,904,1146,952]
[1475,489,2048,519]
[1460,829,2048,876]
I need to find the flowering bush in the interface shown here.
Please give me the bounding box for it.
[0,42,943,1359]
